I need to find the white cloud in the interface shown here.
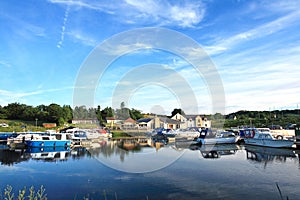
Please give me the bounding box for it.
[125,0,205,27]
[0,87,74,106]
[0,60,12,68]
[48,0,206,28]
[67,30,98,47]
[205,8,300,55]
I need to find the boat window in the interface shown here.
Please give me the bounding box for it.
[66,134,71,140]
[265,134,272,139]
[56,134,62,140]
[42,137,50,140]
[258,134,263,139]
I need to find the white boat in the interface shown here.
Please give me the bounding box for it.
[85,129,112,139]
[196,131,239,145]
[7,132,46,148]
[173,129,200,139]
[244,132,294,148]
[64,128,88,145]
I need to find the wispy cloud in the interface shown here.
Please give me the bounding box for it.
[67,30,98,47]
[1,12,46,39]
[205,8,300,55]
[123,0,205,27]
[0,60,12,68]
[48,0,206,28]
[0,87,74,106]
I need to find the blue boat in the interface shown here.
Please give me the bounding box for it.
[0,132,18,141]
[25,133,71,147]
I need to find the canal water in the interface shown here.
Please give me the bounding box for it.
[0,141,300,200]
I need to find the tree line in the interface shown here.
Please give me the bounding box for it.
[225,109,300,128]
[0,103,73,126]
[0,102,144,126]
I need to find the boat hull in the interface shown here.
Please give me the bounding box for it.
[197,137,238,145]
[244,138,294,148]
[25,140,71,147]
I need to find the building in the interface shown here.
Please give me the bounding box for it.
[122,117,137,129]
[136,118,154,130]
[72,119,99,124]
[171,113,211,129]
[42,123,57,128]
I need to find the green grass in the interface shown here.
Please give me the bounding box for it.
[111,131,132,138]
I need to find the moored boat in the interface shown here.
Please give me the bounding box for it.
[25,133,71,147]
[7,132,48,148]
[65,128,87,145]
[244,132,294,148]
[0,132,18,141]
[196,131,239,145]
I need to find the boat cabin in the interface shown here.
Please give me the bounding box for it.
[253,132,274,140]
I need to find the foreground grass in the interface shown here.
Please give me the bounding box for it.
[1,185,47,200]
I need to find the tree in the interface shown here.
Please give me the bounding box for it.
[171,108,185,117]
[5,103,26,120]
[95,105,104,126]
[129,108,143,120]
[102,107,114,118]
[120,102,125,109]
[62,105,73,123]
[47,103,64,123]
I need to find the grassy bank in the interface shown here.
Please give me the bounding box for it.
[111,130,132,138]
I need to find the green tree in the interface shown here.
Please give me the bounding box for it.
[95,105,104,126]
[62,105,73,123]
[47,103,64,123]
[171,108,185,117]
[129,108,143,120]
[5,103,26,120]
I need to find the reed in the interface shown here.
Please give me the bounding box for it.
[1,185,47,200]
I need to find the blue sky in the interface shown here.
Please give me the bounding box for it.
[0,0,299,115]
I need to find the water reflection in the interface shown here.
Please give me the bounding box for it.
[245,145,298,166]
[0,148,29,165]
[26,147,71,162]
[189,144,239,159]
[1,141,300,168]
[0,146,91,165]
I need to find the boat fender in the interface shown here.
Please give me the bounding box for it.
[276,135,283,140]
[41,142,44,146]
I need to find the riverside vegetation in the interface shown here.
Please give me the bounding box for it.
[0,102,299,132]
[0,185,47,200]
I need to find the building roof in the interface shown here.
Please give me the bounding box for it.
[136,118,153,123]
[159,117,182,124]
[124,117,136,123]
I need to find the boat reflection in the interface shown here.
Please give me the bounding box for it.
[189,144,239,159]
[25,147,71,162]
[245,145,297,166]
[0,148,29,165]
